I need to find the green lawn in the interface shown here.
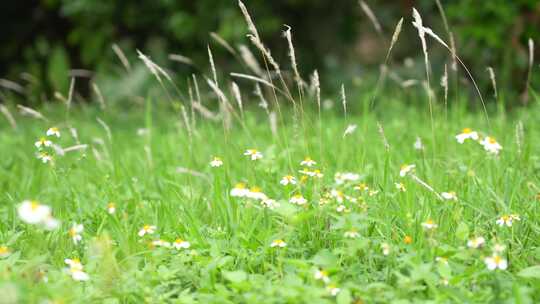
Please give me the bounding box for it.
[1,99,539,303]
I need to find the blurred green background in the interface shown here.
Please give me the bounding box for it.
[0,0,538,106]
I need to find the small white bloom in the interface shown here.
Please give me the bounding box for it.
[343,124,357,137]
[230,183,249,197]
[280,175,297,186]
[37,152,53,163]
[107,203,116,214]
[69,223,84,245]
[421,219,438,230]
[289,194,307,205]
[18,200,51,224]
[484,254,508,270]
[441,191,457,201]
[173,239,191,249]
[244,149,263,160]
[246,187,267,200]
[436,257,449,265]
[138,225,156,237]
[467,236,485,249]
[70,269,90,281]
[35,138,52,149]
[43,215,60,230]
[480,136,502,155]
[493,243,506,253]
[414,137,424,150]
[327,284,340,296]
[496,215,519,227]
[334,172,360,184]
[46,127,61,138]
[270,239,287,248]
[455,128,478,144]
[399,164,415,177]
[152,239,172,248]
[314,269,330,283]
[210,156,223,167]
[381,243,391,256]
[300,157,316,167]
[64,258,89,281]
[344,230,360,238]
[336,204,349,213]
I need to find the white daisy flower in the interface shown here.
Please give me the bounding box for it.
[152,239,172,248]
[441,191,457,201]
[68,223,84,245]
[107,202,116,214]
[37,152,53,163]
[467,236,485,249]
[327,284,340,296]
[246,187,267,200]
[230,183,249,197]
[289,194,307,205]
[300,157,316,167]
[35,137,52,149]
[270,239,287,248]
[210,156,223,167]
[344,230,360,238]
[493,243,506,253]
[414,137,424,150]
[336,205,349,213]
[64,258,89,281]
[330,189,344,202]
[399,164,415,177]
[46,127,61,138]
[17,200,51,224]
[280,175,297,186]
[244,149,263,160]
[480,137,502,155]
[421,219,438,230]
[343,124,357,137]
[138,225,156,237]
[455,128,478,144]
[173,238,191,249]
[354,183,369,192]
[496,215,520,227]
[43,215,61,230]
[381,242,391,256]
[484,254,508,271]
[334,172,360,184]
[314,269,330,283]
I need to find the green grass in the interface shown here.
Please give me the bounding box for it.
[1,99,539,303]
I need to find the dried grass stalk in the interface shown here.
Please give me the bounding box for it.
[359,1,383,36]
[112,44,131,72]
[0,104,17,129]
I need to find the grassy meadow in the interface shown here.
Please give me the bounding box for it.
[1,97,540,303]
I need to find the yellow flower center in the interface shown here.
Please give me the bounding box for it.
[488,137,497,144]
[462,128,472,134]
[175,239,183,244]
[235,183,246,189]
[0,246,9,254]
[404,235,412,244]
[30,201,40,211]
[250,187,261,193]
[493,255,502,264]
[69,228,77,236]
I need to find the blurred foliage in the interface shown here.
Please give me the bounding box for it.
[0,0,538,105]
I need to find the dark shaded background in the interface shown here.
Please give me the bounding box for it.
[0,0,539,105]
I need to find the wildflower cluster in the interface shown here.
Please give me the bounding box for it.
[35,127,60,164]
[455,128,502,155]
